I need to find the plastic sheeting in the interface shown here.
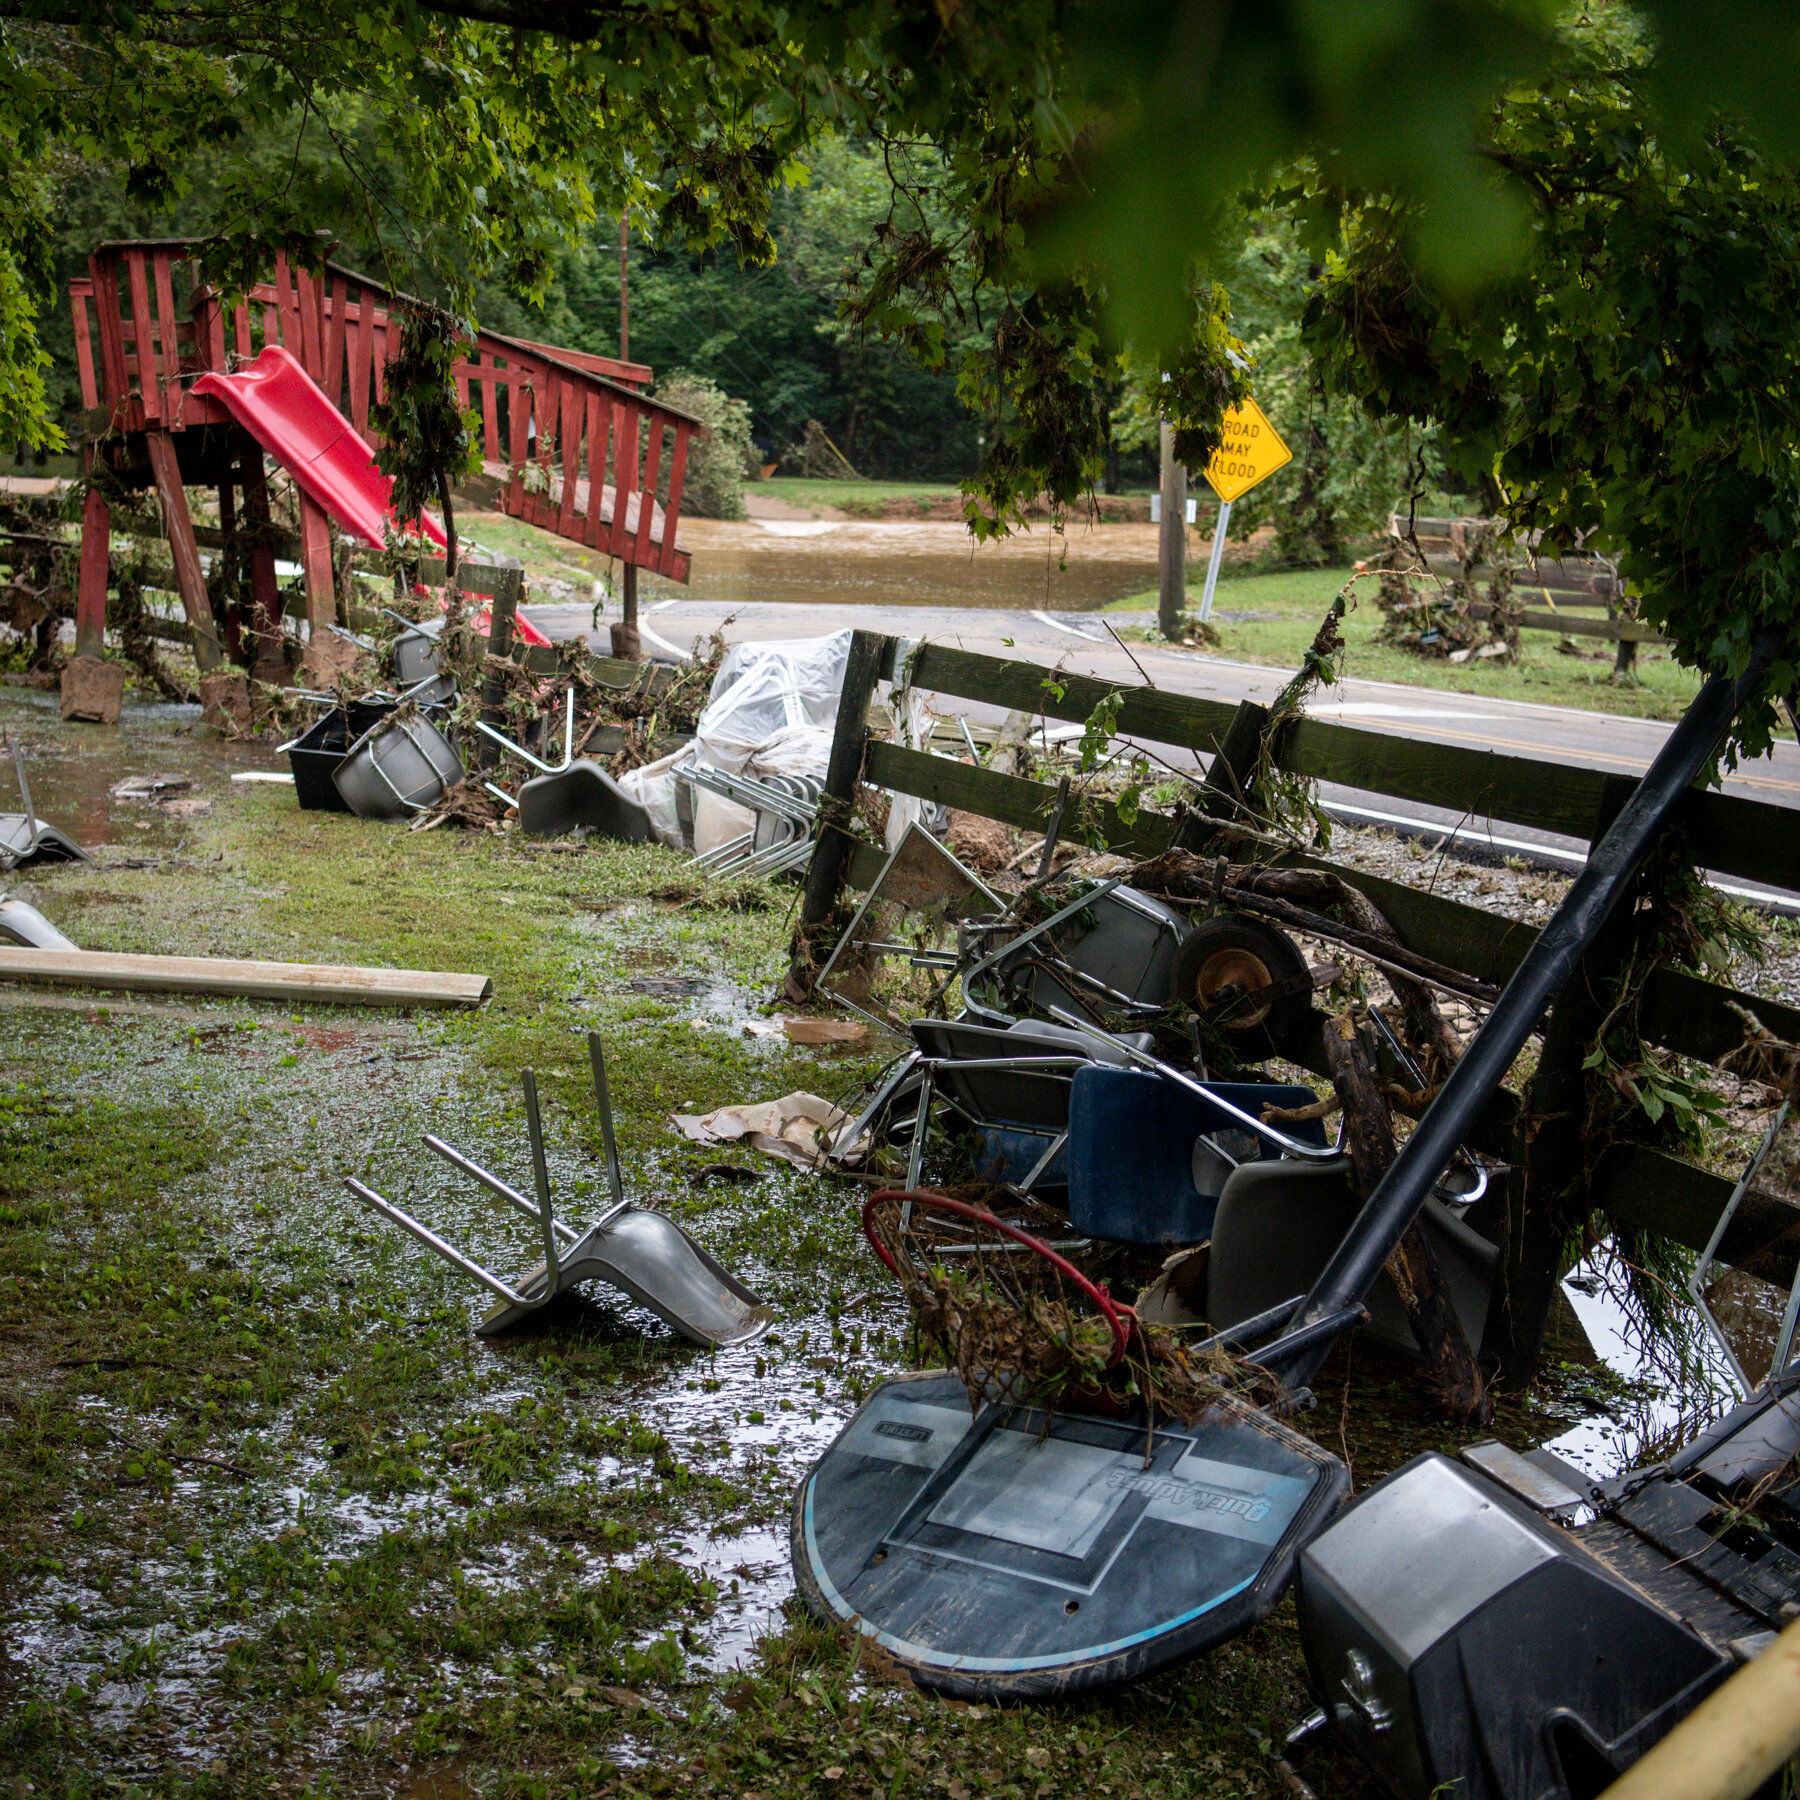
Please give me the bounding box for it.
[691,630,854,774]
[620,634,852,849]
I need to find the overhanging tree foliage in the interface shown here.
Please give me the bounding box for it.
[1301,13,1800,757]
[9,0,1800,729]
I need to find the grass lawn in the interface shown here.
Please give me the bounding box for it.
[1106,566,1705,723]
[0,684,1625,1800]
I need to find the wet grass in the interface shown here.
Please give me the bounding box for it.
[0,691,1638,1799]
[1105,567,1706,722]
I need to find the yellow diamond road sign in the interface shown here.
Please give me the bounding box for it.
[1203,398,1292,503]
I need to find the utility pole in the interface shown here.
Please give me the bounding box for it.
[1158,421,1187,641]
[613,211,641,661]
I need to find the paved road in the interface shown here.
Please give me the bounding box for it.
[531,596,1800,798]
[526,597,1800,904]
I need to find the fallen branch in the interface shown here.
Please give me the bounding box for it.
[103,1422,253,1481]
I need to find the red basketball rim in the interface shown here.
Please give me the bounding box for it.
[863,1187,1135,1369]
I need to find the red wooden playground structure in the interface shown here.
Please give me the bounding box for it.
[67,240,706,702]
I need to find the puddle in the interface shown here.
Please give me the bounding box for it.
[1544,1254,1741,1479]
[0,687,284,851]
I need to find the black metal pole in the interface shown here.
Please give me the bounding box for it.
[1261,628,1783,1389]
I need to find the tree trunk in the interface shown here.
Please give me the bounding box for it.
[1324,1014,1490,1422]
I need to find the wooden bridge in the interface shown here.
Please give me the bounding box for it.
[69,240,706,680]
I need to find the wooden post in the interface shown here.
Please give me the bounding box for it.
[216,478,243,665]
[297,492,335,637]
[239,458,284,675]
[1184,698,1266,843]
[786,629,896,998]
[1483,775,1638,1383]
[74,481,111,660]
[1157,421,1187,641]
[477,564,524,771]
[144,431,223,672]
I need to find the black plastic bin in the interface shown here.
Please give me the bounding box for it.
[286,701,396,812]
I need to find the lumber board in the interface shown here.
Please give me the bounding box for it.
[864,740,1178,861]
[851,748,1794,1072]
[1596,1141,1800,1279]
[1281,717,1609,838]
[0,949,491,1008]
[904,640,1799,892]
[904,641,1239,755]
[520,642,673,692]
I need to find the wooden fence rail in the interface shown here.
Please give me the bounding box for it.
[791,629,1800,1341]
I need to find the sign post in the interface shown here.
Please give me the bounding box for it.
[1198,398,1291,621]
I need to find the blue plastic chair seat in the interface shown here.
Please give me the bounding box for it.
[1066,1066,1327,1245]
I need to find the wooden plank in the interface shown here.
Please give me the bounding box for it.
[144,431,222,671]
[556,381,582,539]
[125,252,159,422]
[0,949,491,1009]
[1518,610,1664,643]
[790,628,893,992]
[1597,1141,1800,1279]
[295,266,324,376]
[323,271,348,409]
[480,353,501,463]
[607,401,635,556]
[906,642,1239,756]
[659,424,691,577]
[864,740,1177,860]
[1637,968,1800,1067]
[69,286,99,410]
[1282,716,1609,838]
[851,734,1798,1071]
[631,416,663,566]
[508,371,531,515]
[89,254,128,406]
[903,643,1800,895]
[151,252,182,411]
[350,289,375,442]
[594,397,622,550]
[1679,792,1800,895]
[297,493,335,633]
[519,641,673,691]
[74,482,111,658]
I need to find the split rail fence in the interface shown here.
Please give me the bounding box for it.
[791,630,1800,1364]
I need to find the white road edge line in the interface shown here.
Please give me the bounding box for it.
[648,598,678,613]
[639,621,690,660]
[1029,609,1107,643]
[1324,797,1798,912]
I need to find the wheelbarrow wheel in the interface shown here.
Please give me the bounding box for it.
[1168,915,1311,1062]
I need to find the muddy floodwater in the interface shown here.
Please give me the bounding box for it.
[641,518,1172,612]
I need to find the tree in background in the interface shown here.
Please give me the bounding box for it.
[1302,8,1800,757]
[650,371,753,520]
[11,0,1800,736]
[1220,209,1443,567]
[543,138,982,481]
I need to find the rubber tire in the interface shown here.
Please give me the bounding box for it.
[1167,914,1311,1063]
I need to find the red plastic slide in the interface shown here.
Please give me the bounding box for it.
[193,345,550,647]
[194,345,446,553]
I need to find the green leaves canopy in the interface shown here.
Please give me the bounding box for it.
[11,0,1800,731]
[1302,17,1800,756]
